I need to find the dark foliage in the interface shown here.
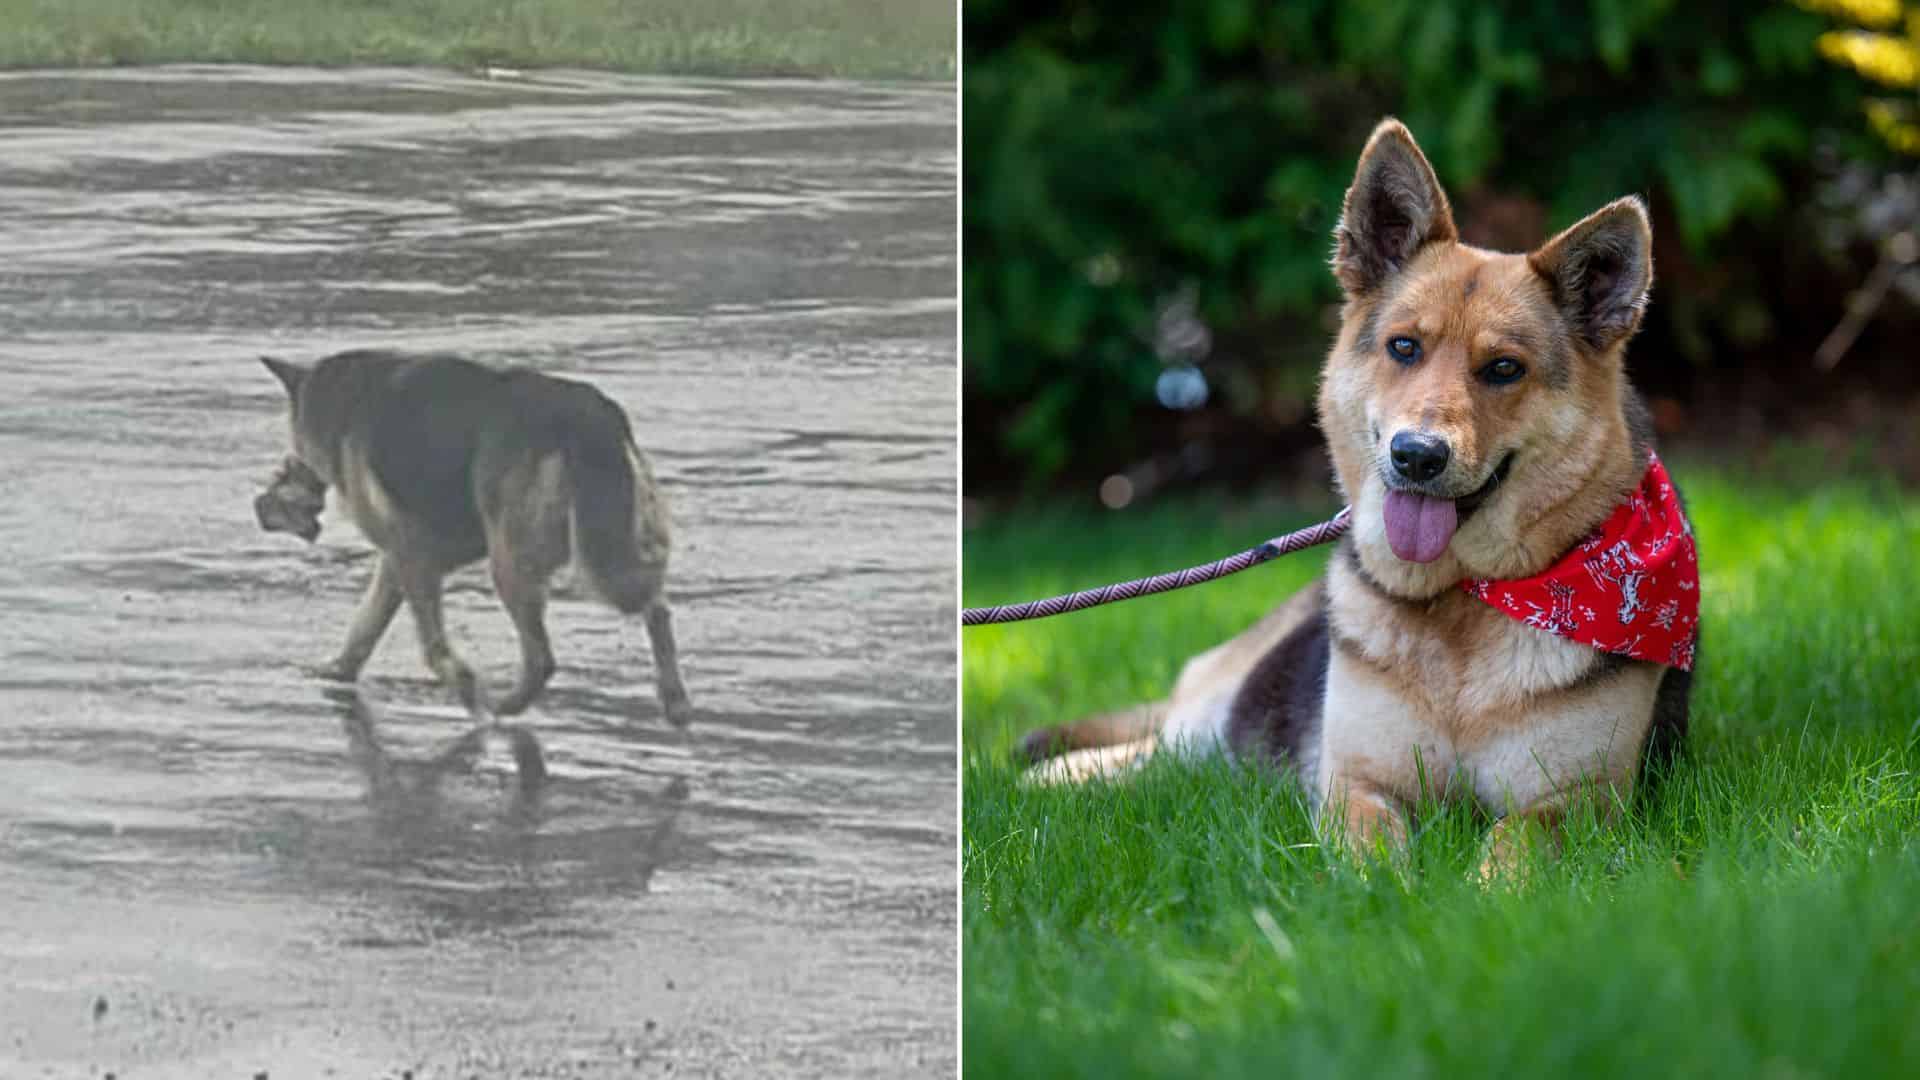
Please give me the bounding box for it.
[965,0,1896,492]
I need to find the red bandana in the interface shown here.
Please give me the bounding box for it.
[1462,454,1699,670]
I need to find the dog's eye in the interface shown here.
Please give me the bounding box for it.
[1482,357,1526,385]
[1386,337,1421,364]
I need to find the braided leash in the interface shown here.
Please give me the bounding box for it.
[962,507,1351,626]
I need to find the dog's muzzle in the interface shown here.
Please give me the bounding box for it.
[255,455,327,543]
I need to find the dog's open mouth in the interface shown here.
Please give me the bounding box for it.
[255,455,327,543]
[1381,453,1514,564]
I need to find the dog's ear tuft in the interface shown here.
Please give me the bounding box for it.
[1528,197,1654,351]
[1332,118,1458,296]
[260,355,309,398]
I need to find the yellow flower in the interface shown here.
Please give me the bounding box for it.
[1866,99,1920,154]
[1818,29,1920,87]
[1794,0,1904,30]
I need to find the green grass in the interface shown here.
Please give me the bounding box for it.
[0,0,953,80]
[963,461,1920,1077]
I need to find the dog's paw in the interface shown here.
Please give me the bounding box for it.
[306,658,360,682]
[1475,816,1553,889]
[662,695,695,729]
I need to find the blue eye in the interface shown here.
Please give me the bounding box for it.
[1386,337,1420,364]
[1482,357,1526,385]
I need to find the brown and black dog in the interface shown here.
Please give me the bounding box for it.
[258,350,691,727]
[1019,120,1692,878]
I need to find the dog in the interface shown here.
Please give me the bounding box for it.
[257,349,692,727]
[1018,119,1700,878]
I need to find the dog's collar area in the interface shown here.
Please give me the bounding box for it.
[1462,453,1699,670]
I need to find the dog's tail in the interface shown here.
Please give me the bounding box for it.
[1018,704,1165,765]
[564,400,671,614]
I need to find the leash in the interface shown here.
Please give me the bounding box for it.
[962,508,1351,626]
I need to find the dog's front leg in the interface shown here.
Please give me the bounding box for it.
[489,555,555,717]
[1318,770,1413,863]
[394,561,489,721]
[315,555,402,681]
[1315,654,1430,864]
[1472,677,1661,885]
[1476,779,1627,886]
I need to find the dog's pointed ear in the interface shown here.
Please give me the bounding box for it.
[1332,118,1458,296]
[260,355,309,398]
[1528,197,1653,351]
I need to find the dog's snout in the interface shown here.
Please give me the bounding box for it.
[1389,431,1451,483]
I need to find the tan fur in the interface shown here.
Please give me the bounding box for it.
[1016,119,1680,879]
[625,443,673,569]
[1028,737,1160,786]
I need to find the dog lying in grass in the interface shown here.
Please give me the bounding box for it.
[1019,120,1699,879]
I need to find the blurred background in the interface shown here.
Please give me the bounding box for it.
[964,0,1920,505]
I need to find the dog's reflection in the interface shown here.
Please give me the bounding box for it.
[324,685,692,895]
[331,683,550,819]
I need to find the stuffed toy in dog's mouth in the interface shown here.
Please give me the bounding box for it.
[255,455,327,543]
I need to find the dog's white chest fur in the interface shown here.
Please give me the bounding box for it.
[1317,557,1662,812]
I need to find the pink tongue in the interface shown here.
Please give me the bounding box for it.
[1382,490,1458,563]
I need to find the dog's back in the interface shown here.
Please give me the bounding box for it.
[287,350,663,576]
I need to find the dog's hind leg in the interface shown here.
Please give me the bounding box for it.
[564,430,692,727]
[1026,736,1160,785]
[641,596,692,728]
[1018,704,1165,765]
[316,555,402,681]
[595,559,691,727]
[484,452,571,716]
[489,554,556,717]
[394,559,488,720]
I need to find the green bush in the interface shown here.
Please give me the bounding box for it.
[964,0,1879,489]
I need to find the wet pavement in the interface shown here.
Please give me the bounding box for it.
[0,66,954,1077]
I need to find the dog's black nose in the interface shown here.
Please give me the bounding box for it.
[1389,431,1451,483]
